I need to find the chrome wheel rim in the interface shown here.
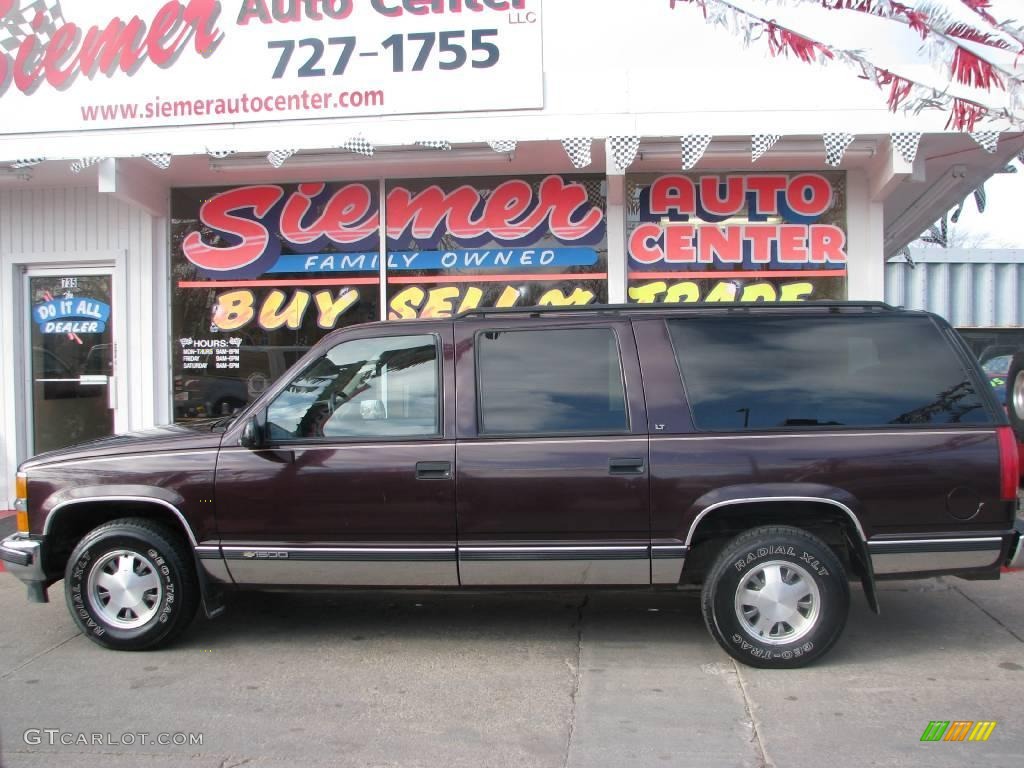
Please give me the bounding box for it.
[1013,370,1024,419]
[734,560,821,646]
[87,550,163,629]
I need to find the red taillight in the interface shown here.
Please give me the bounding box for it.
[997,426,1019,501]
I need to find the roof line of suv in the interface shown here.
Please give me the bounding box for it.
[453,301,901,321]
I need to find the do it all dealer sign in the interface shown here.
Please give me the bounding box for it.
[0,0,543,134]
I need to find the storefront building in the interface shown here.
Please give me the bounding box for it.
[1,0,1022,503]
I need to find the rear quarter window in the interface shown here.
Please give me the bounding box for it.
[667,315,991,431]
[476,327,629,435]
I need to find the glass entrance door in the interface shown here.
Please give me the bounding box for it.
[27,272,115,455]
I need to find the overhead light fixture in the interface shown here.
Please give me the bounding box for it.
[637,138,879,161]
[210,146,514,172]
[884,164,968,252]
[0,167,32,182]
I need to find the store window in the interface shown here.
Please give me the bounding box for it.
[384,175,608,319]
[477,328,627,435]
[627,172,847,304]
[170,175,608,422]
[171,183,381,422]
[266,334,439,441]
[667,316,989,430]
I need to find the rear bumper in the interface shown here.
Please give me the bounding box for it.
[0,533,48,602]
[1007,519,1024,569]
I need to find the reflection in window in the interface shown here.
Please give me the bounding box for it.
[667,316,990,431]
[266,335,439,440]
[477,328,628,434]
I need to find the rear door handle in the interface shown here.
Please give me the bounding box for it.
[416,461,452,480]
[609,457,645,475]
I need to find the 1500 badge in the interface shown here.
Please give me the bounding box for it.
[241,551,289,559]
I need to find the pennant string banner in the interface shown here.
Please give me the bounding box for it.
[823,133,855,166]
[487,140,518,153]
[561,137,593,169]
[608,136,641,171]
[751,134,781,163]
[671,0,1024,130]
[267,149,297,168]
[891,132,923,164]
[680,135,712,170]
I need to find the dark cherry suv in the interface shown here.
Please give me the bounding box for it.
[3,302,1022,668]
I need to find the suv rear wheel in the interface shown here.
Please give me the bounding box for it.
[701,525,849,668]
[64,518,199,650]
[1006,352,1024,441]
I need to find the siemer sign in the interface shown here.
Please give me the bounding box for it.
[0,0,543,134]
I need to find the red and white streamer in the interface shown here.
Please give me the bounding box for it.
[671,0,1024,130]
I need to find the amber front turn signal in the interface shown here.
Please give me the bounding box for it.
[14,472,28,533]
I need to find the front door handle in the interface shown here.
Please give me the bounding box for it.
[416,461,452,480]
[609,457,645,475]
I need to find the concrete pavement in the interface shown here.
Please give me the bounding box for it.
[0,570,1021,768]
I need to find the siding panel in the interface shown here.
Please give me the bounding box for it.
[886,249,1024,327]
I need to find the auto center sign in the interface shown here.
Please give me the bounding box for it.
[0,0,543,134]
[627,172,849,303]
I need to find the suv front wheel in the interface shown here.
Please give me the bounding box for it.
[701,525,849,668]
[64,518,199,650]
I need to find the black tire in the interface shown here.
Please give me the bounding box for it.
[1006,352,1024,441]
[701,525,849,669]
[64,518,199,651]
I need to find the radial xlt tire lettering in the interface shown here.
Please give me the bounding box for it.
[64,518,200,651]
[701,525,850,669]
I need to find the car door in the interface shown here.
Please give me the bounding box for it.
[214,323,457,586]
[454,317,651,585]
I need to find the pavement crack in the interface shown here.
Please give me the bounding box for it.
[952,585,1024,644]
[0,631,81,680]
[219,758,255,768]
[730,659,771,768]
[562,594,588,768]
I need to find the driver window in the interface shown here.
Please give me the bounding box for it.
[266,335,439,441]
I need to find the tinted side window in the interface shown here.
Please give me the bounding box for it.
[267,335,439,440]
[477,328,628,435]
[667,316,990,431]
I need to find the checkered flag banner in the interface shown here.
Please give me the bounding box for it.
[70,157,102,174]
[143,153,172,170]
[338,137,374,156]
[607,137,640,171]
[267,149,297,168]
[890,132,922,164]
[823,133,855,167]
[417,141,451,151]
[751,134,780,163]
[206,149,235,159]
[561,138,592,169]
[973,183,987,214]
[921,214,948,248]
[970,131,1000,154]
[487,140,517,153]
[0,0,65,54]
[680,135,712,170]
[11,157,43,168]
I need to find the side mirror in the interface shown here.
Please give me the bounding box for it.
[239,417,264,449]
